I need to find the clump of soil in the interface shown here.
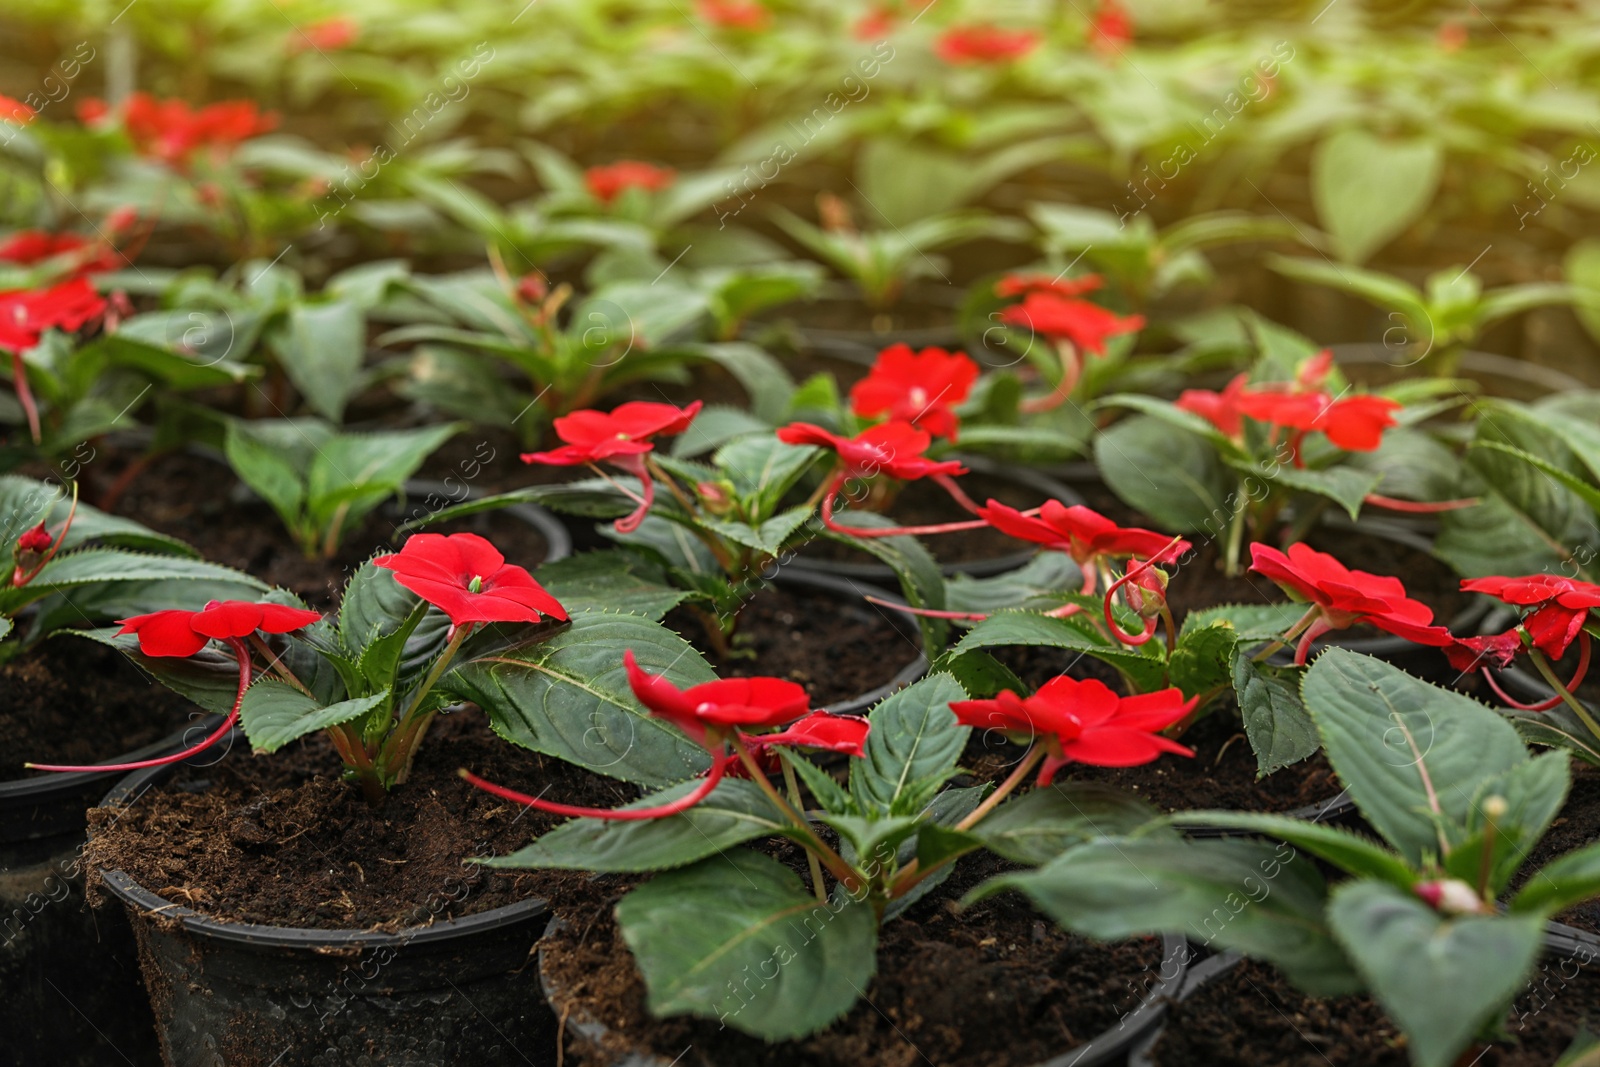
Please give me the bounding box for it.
[109,451,551,609]
[2,636,199,778]
[85,707,638,929]
[1145,954,1600,1067]
[679,581,921,707]
[543,850,1171,1067]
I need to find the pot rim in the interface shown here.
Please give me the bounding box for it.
[0,712,225,808]
[538,913,1189,1067]
[93,736,550,953]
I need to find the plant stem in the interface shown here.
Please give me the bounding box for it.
[378,624,470,780]
[1530,645,1600,738]
[1223,483,1249,577]
[955,746,1045,832]
[780,753,827,903]
[731,736,859,892]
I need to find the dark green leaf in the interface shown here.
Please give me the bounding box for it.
[849,673,969,816]
[238,681,386,753]
[1235,652,1318,776]
[970,784,1165,866]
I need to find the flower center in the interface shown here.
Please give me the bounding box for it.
[908,386,928,408]
[468,575,485,593]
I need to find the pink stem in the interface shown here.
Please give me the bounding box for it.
[1019,340,1081,414]
[933,473,982,515]
[820,479,990,539]
[11,349,41,444]
[1364,493,1481,513]
[458,754,727,821]
[863,595,989,621]
[25,638,251,773]
[1294,616,1334,665]
[610,456,655,535]
[1481,632,1591,711]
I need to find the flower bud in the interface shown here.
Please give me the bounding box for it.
[1124,562,1170,619]
[516,272,549,305]
[11,522,52,586]
[1413,878,1489,916]
[696,480,735,516]
[1482,795,1508,823]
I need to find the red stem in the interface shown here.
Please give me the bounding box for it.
[863,594,989,621]
[1363,493,1480,513]
[1294,616,1334,665]
[820,477,991,538]
[1019,340,1081,414]
[11,349,41,444]
[25,637,251,772]
[1481,632,1591,712]
[933,473,982,515]
[610,455,655,534]
[458,756,727,821]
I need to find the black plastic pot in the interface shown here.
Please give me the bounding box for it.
[1128,924,1599,1067]
[766,567,927,715]
[1,716,220,1067]
[539,914,1189,1067]
[94,743,556,1067]
[788,454,1085,582]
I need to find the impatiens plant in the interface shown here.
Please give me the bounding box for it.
[1098,344,1472,574]
[990,273,1145,412]
[379,265,793,441]
[38,532,718,798]
[465,669,1178,1040]
[773,196,1027,311]
[409,401,953,650]
[0,475,265,658]
[222,417,460,558]
[983,649,1600,1067]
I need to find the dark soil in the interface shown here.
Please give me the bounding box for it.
[109,450,551,609]
[542,850,1170,1067]
[84,707,637,930]
[1145,953,1600,1067]
[2,637,200,779]
[677,581,920,708]
[1515,761,1600,935]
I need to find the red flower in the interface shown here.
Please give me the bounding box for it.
[935,25,1040,65]
[849,344,979,439]
[951,675,1193,783]
[15,522,52,553]
[776,420,968,482]
[1233,388,1401,452]
[699,0,769,29]
[0,231,119,276]
[854,5,896,39]
[994,273,1103,300]
[998,291,1144,355]
[1249,542,1452,661]
[1460,574,1600,659]
[522,401,702,467]
[1089,0,1132,55]
[980,500,1189,566]
[1442,629,1523,674]
[374,533,567,628]
[293,17,358,52]
[754,711,871,757]
[115,93,275,166]
[117,601,323,658]
[0,95,33,124]
[1176,372,1249,438]
[0,278,108,353]
[625,650,811,750]
[584,161,676,204]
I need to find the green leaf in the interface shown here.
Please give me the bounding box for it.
[981,836,1357,995]
[1261,464,1383,520]
[786,752,857,817]
[1328,880,1543,1067]
[1513,839,1600,916]
[304,423,460,538]
[944,552,1083,616]
[487,779,795,872]
[969,784,1165,866]
[1565,239,1600,346]
[700,506,815,556]
[268,299,368,422]
[1167,621,1240,699]
[850,673,969,816]
[1507,703,1600,767]
[9,550,267,615]
[1167,811,1415,886]
[943,610,1169,694]
[225,418,322,532]
[1181,601,1307,642]
[440,610,713,785]
[1095,414,1231,533]
[713,433,818,514]
[1444,753,1570,896]
[615,850,877,1041]
[1234,652,1318,777]
[531,551,686,620]
[1312,130,1442,263]
[1304,649,1529,867]
[239,681,387,753]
